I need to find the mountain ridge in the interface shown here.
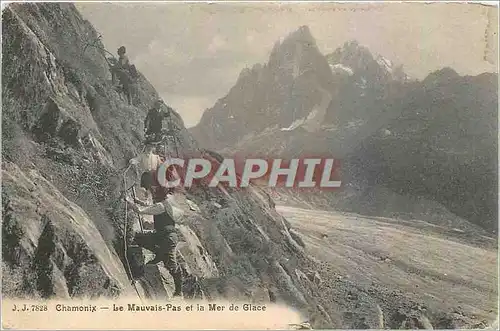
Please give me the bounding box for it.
[190,24,339,150]
[189,25,498,234]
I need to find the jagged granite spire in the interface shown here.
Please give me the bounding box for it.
[191,25,335,150]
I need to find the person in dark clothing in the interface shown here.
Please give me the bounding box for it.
[125,171,184,297]
[144,99,173,143]
[111,46,135,105]
[111,46,130,84]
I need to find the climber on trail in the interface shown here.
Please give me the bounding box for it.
[129,144,163,175]
[144,99,174,144]
[111,46,130,85]
[117,46,130,69]
[111,46,137,105]
[125,170,184,297]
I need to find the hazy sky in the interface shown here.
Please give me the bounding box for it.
[76,2,498,127]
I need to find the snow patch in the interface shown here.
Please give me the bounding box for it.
[376,55,393,73]
[329,63,354,76]
[305,108,319,122]
[280,108,323,133]
[280,117,307,131]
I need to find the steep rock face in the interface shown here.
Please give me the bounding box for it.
[2,2,165,300]
[1,3,342,327]
[2,162,134,299]
[190,25,337,150]
[2,2,192,167]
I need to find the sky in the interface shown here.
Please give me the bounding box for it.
[76,2,498,128]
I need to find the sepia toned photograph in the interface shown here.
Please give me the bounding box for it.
[1,1,498,329]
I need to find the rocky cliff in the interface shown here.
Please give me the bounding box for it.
[1,3,336,327]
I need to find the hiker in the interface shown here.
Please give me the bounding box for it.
[111,46,130,85]
[117,46,130,70]
[111,46,136,105]
[129,144,163,175]
[125,170,185,297]
[144,99,174,143]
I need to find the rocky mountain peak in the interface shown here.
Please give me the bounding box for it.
[327,40,373,69]
[191,25,336,150]
[271,25,315,51]
[326,40,407,83]
[286,25,315,44]
[268,25,322,74]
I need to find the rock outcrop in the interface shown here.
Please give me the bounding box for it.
[2,162,134,299]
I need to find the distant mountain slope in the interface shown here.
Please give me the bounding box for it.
[346,69,498,232]
[190,27,498,234]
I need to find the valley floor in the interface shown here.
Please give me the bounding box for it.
[277,205,498,328]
